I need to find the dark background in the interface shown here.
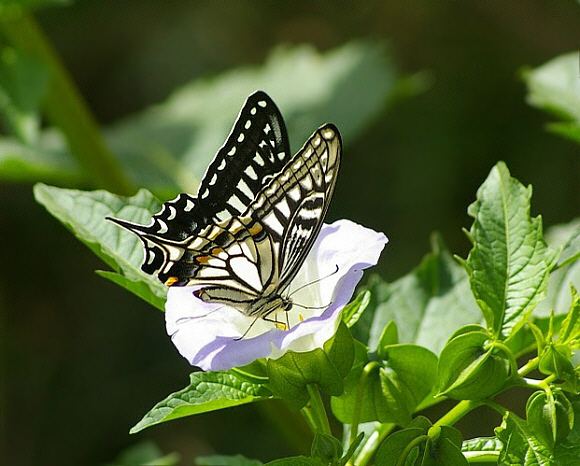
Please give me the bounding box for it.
[2,1,579,465]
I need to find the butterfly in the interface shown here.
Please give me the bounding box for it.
[109,91,341,324]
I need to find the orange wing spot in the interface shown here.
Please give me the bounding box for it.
[249,223,263,235]
[275,322,287,330]
[165,276,179,286]
[196,255,211,264]
[211,247,224,256]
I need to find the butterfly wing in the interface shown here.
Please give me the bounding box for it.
[246,123,342,291]
[109,91,291,280]
[157,124,341,314]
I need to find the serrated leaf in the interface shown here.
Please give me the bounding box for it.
[363,234,481,356]
[33,183,167,306]
[131,370,271,433]
[464,162,558,340]
[495,412,554,465]
[195,455,263,466]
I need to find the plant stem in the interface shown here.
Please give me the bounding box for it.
[355,423,395,466]
[395,435,429,466]
[1,10,134,195]
[518,356,539,377]
[464,451,500,463]
[350,361,381,442]
[306,384,331,436]
[433,399,484,429]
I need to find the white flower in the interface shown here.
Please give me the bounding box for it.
[165,219,388,371]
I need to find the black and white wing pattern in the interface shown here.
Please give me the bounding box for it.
[109,91,292,282]
[165,124,342,319]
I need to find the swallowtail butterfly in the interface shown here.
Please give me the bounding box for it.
[109,91,341,323]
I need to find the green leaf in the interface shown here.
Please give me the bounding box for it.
[374,425,429,466]
[342,291,371,328]
[538,344,577,389]
[377,320,399,357]
[461,436,503,452]
[131,370,271,433]
[264,457,324,466]
[267,322,354,410]
[523,52,580,139]
[331,343,437,425]
[196,455,263,466]
[558,286,580,344]
[554,396,580,464]
[311,433,343,464]
[0,46,47,143]
[107,441,180,466]
[33,184,167,307]
[437,328,509,400]
[362,234,481,356]
[526,390,574,449]
[1,42,409,188]
[421,426,467,466]
[463,162,558,340]
[537,220,580,317]
[495,412,554,465]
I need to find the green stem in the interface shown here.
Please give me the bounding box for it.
[433,399,484,429]
[350,361,381,442]
[482,400,508,417]
[356,423,395,466]
[553,251,580,271]
[518,357,539,377]
[306,384,331,435]
[1,10,134,195]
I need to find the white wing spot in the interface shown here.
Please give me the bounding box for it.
[254,154,265,166]
[276,198,291,218]
[277,151,286,161]
[245,120,251,130]
[250,107,257,115]
[293,159,302,170]
[263,212,284,237]
[228,147,236,156]
[157,219,168,234]
[264,123,271,134]
[218,158,227,170]
[246,165,258,180]
[258,100,267,108]
[322,128,334,139]
[201,189,210,199]
[300,174,313,191]
[209,173,218,185]
[288,186,301,202]
[238,133,245,143]
[313,136,321,147]
[304,148,313,159]
[230,256,262,290]
[184,198,195,212]
[228,194,246,213]
[167,206,177,221]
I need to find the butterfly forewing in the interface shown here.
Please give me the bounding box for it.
[109,91,291,281]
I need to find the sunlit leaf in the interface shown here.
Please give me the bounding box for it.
[131,370,271,433]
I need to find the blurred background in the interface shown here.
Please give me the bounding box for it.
[1,1,579,465]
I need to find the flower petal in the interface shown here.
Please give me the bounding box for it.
[165,219,387,371]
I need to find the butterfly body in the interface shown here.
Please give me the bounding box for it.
[109,91,341,328]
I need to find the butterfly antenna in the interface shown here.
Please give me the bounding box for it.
[292,301,332,311]
[234,315,262,341]
[288,264,339,297]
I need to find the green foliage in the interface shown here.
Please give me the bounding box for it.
[33,183,166,309]
[267,322,354,410]
[523,52,580,144]
[23,38,580,465]
[131,370,272,433]
[462,162,558,340]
